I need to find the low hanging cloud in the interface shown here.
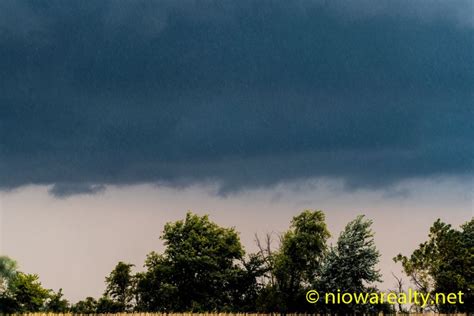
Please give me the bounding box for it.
[48,183,106,198]
[0,0,473,197]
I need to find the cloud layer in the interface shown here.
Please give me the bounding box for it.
[0,0,473,197]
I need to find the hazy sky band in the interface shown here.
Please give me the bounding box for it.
[2,180,472,302]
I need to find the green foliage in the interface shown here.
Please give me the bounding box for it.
[269,210,331,312]
[0,257,70,313]
[3,211,471,314]
[44,289,70,312]
[96,295,125,313]
[104,261,135,311]
[0,295,19,313]
[8,272,51,312]
[134,252,179,311]
[135,212,247,312]
[318,215,382,314]
[395,217,473,313]
[71,296,97,314]
[162,212,244,268]
[0,256,18,293]
[225,253,268,312]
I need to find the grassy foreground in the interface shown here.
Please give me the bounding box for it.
[4,313,470,316]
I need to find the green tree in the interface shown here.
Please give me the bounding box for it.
[134,252,178,312]
[271,210,330,312]
[8,272,51,312]
[319,215,382,314]
[225,253,268,312]
[0,256,18,294]
[96,295,124,313]
[71,296,97,314]
[44,288,69,312]
[395,217,473,313]
[104,261,135,311]
[163,212,244,311]
[136,212,245,312]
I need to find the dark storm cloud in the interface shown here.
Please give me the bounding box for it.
[0,0,473,197]
[49,183,106,198]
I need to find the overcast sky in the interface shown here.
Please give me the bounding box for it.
[0,0,473,303]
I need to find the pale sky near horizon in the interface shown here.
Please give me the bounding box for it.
[1,177,472,302]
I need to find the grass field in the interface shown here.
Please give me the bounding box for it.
[7,313,470,316]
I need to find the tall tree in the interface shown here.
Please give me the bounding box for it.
[0,257,20,314]
[71,297,98,314]
[226,253,268,312]
[96,295,124,313]
[395,217,473,313]
[0,256,18,294]
[104,261,135,311]
[44,288,70,312]
[134,252,178,312]
[136,212,245,312]
[319,215,382,314]
[8,272,51,312]
[271,210,330,312]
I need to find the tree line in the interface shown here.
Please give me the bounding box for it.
[0,210,472,314]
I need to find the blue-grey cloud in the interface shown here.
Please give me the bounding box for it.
[0,0,473,197]
[49,183,106,198]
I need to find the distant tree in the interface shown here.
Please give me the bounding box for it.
[104,261,135,311]
[226,253,268,312]
[391,273,408,313]
[395,217,473,313]
[163,212,245,311]
[135,246,266,312]
[255,232,277,286]
[0,256,55,313]
[136,212,245,312]
[0,256,18,294]
[8,272,51,312]
[254,233,280,312]
[44,288,69,312]
[71,296,97,314]
[134,252,178,312]
[319,215,382,314]
[96,295,124,313]
[270,210,330,312]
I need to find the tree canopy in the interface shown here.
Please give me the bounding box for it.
[1,212,471,314]
[319,215,383,314]
[395,217,473,313]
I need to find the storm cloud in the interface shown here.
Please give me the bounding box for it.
[0,0,473,197]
